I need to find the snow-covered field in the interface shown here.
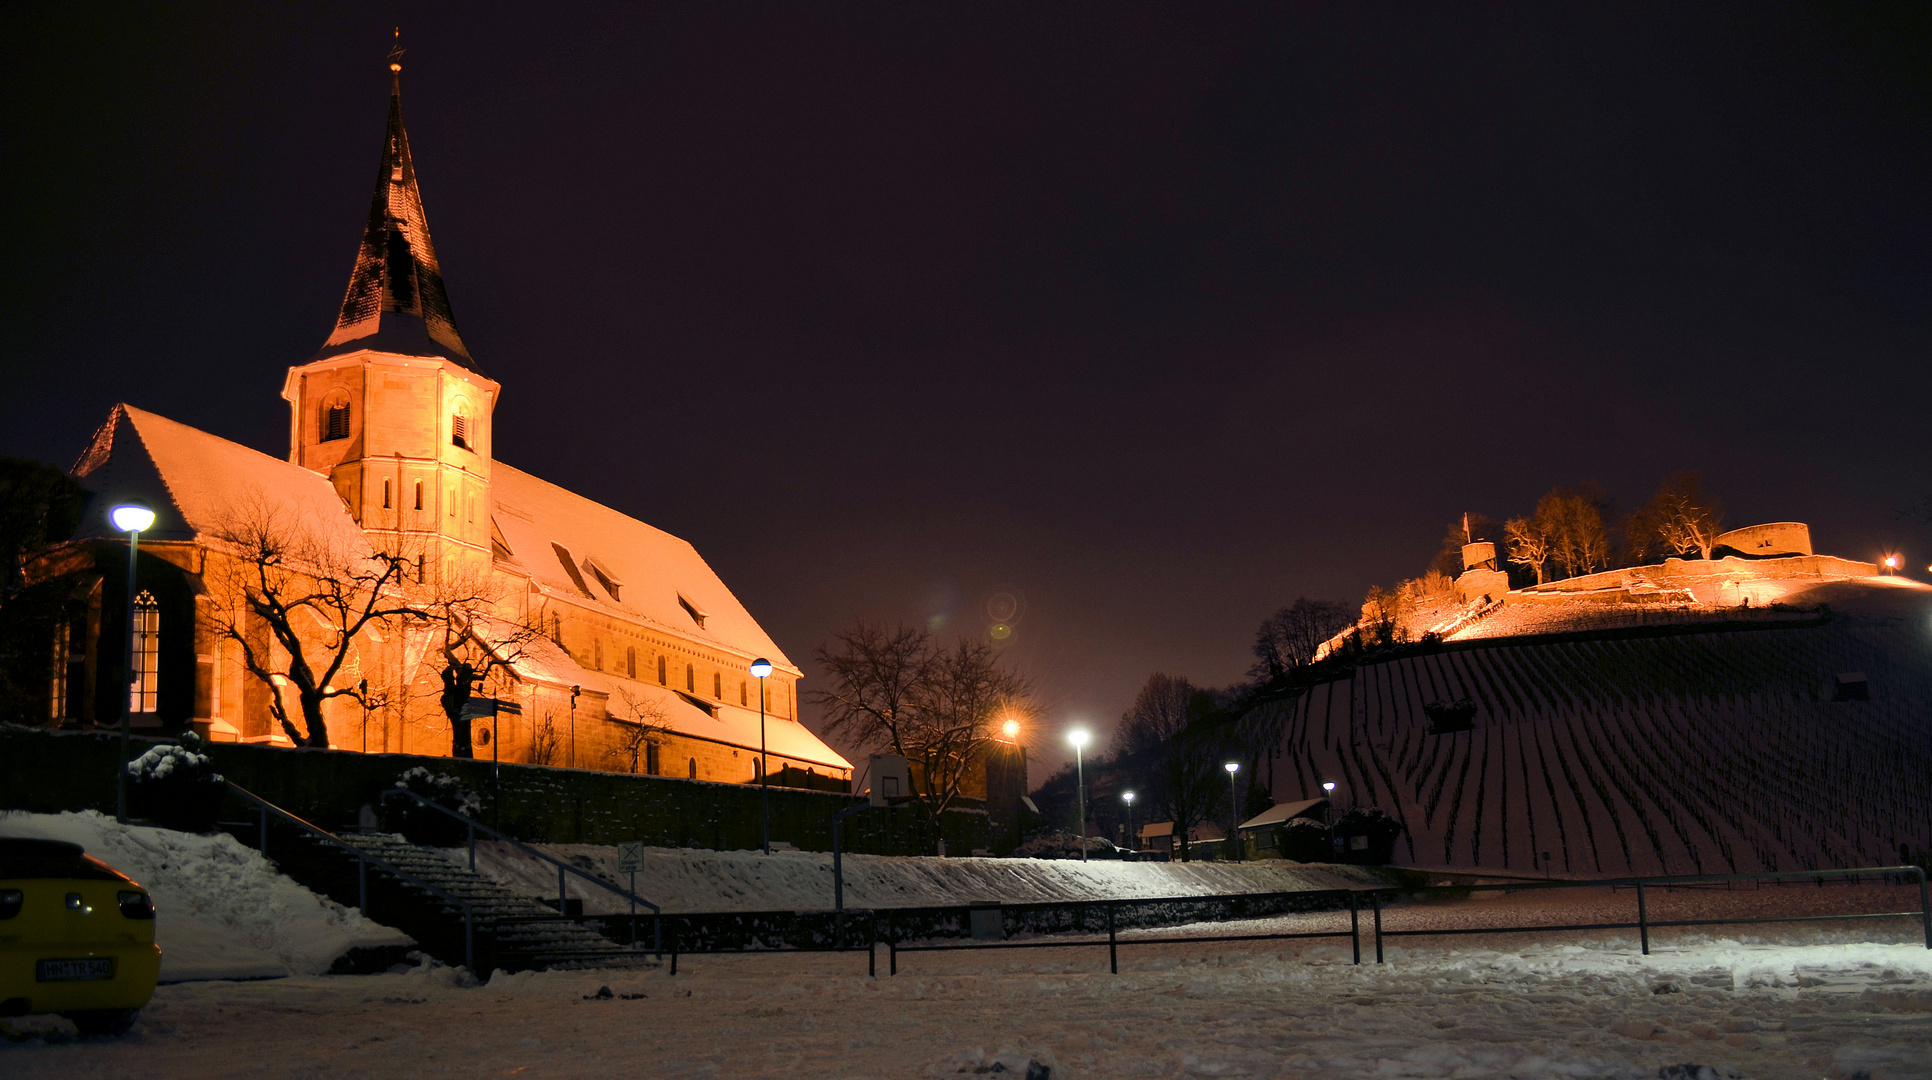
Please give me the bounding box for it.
[0,811,410,981]
[5,895,1928,1079]
[460,841,1386,914]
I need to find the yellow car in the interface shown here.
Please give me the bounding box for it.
[0,837,161,1037]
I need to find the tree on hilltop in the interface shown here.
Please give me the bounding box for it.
[1248,597,1355,681]
[1627,471,1723,561]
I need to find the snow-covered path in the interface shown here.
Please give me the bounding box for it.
[7,904,1928,1079]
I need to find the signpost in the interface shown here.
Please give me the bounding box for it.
[617,840,644,940]
[461,697,523,830]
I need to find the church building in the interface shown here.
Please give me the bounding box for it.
[35,58,852,790]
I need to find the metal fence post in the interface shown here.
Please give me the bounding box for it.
[890,940,897,976]
[868,912,877,978]
[559,864,567,916]
[1637,882,1650,955]
[1917,868,1930,950]
[1108,902,1118,974]
[1372,892,1384,964]
[670,930,679,977]
[1349,891,1360,965]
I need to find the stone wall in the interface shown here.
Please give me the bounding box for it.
[0,725,985,856]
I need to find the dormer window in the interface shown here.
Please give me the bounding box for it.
[677,593,707,628]
[584,557,622,601]
[451,412,471,450]
[321,394,351,442]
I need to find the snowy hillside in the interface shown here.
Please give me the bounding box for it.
[456,841,1385,915]
[1273,596,1932,877]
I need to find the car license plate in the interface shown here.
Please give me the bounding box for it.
[36,958,115,982]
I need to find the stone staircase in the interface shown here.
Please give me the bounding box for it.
[332,832,659,973]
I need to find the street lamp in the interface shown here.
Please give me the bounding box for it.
[750,657,773,855]
[1068,727,1091,862]
[111,501,156,825]
[1121,790,1135,852]
[1322,780,1337,806]
[1224,762,1241,863]
[1002,718,1020,740]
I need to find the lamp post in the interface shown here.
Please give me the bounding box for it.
[1323,780,1337,812]
[1121,790,1135,853]
[111,502,155,825]
[568,684,580,768]
[751,658,773,855]
[1224,762,1241,863]
[1068,728,1091,861]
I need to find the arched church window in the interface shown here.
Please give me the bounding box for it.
[712,672,722,699]
[657,655,667,685]
[131,590,159,714]
[321,395,351,442]
[685,663,695,692]
[627,646,637,679]
[739,681,747,707]
[382,479,392,509]
[414,482,424,511]
[688,758,697,779]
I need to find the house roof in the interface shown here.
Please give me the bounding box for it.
[69,404,370,559]
[490,462,797,672]
[316,67,473,368]
[1239,798,1330,831]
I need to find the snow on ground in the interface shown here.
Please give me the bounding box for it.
[4,887,1928,1079]
[0,811,410,981]
[455,841,1388,914]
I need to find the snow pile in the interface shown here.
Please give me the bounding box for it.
[124,740,220,782]
[459,841,1386,914]
[0,811,410,981]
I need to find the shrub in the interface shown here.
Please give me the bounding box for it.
[125,731,226,832]
[1332,807,1405,865]
[381,766,482,846]
[1276,817,1333,863]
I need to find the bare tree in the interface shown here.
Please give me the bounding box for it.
[812,619,1031,841]
[206,503,420,747]
[1537,484,1612,578]
[528,712,562,766]
[606,685,671,774]
[1110,673,1229,861]
[1248,598,1355,681]
[1504,516,1552,586]
[1629,471,1724,561]
[428,600,547,759]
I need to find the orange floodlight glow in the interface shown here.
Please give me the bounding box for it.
[1001,718,1020,739]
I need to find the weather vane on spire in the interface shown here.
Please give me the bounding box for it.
[388,27,405,74]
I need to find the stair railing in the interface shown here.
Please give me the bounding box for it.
[225,781,477,970]
[382,787,663,954]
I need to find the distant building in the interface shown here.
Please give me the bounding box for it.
[31,59,850,789]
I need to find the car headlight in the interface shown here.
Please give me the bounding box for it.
[0,889,20,920]
[117,890,155,920]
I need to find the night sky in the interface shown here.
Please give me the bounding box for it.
[5,4,1928,775]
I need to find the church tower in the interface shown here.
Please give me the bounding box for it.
[281,46,499,581]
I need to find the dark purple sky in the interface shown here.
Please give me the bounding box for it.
[5,4,1929,775]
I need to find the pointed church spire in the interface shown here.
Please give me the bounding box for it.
[320,31,475,367]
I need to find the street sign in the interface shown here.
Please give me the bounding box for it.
[616,840,645,874]
[460,696,524,719]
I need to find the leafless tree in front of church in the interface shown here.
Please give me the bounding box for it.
[205,499,422,747]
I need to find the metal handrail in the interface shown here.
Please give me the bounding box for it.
[381,787,661,954]
[224,781,478,970]
[1362,863,1931,962]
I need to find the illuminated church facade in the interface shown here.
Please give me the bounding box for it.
[40,62,852,789]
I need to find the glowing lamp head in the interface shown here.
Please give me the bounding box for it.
[1002,719,1020,739]
[1224,762,1239,774]
[1322,782,1336,794]
[749,658,773,678]
[111,503,155,534]
[1067,728,1091,750]
[1122,790,1135,805]
[1885,555,1900,569]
